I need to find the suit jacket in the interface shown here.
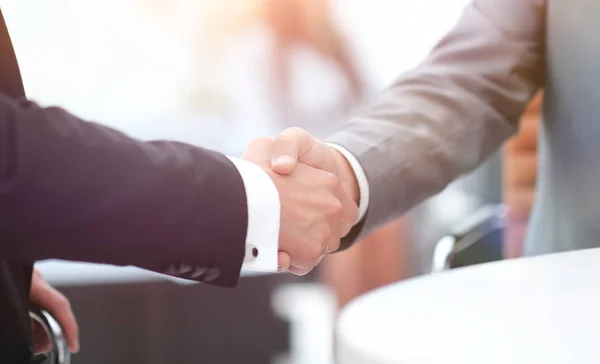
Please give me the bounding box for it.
[333,0,599,256]
[0,8,249,361]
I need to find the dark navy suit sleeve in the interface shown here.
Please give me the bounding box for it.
[0,93,248,287]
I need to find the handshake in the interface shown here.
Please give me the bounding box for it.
[242,128,361,276]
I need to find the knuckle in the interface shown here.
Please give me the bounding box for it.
[309,241,326,262]
[299,213,315,229]
[320,223,333,242]
[283,126,307,136]
[320,172,340,189]
[328,198,343,216]
[309,246,324,262]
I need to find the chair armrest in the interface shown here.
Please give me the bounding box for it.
[431,204,506,273]
[29,305,71,364]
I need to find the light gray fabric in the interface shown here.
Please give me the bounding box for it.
[331,0,596,256]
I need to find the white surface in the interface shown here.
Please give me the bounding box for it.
[271,283,337,364]
[36,260,265,287]
[337,248,600,364]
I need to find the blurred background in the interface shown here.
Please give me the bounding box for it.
[2,0,540,363]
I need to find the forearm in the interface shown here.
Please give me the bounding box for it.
[0,94,249,286]
[503,92,541,258]
[329,0,545,244]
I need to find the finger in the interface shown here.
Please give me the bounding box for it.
[289,264,312,276]
[315,250,327,266]
[32,268,43,280]
[327,238,341,254]
[326,208,342,254]
[336,187,360,238]
[271,156,297,175]
[31,284,80,353]
[272,128,338,175]
[277,251,291,272]
[270,128,307,174]
[289,242,325,275]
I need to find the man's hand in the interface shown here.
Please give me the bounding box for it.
[243,137,358,275]
[30,268,79,354]
[269,127,360,206]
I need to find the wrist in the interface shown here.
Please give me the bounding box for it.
[333,149,360,205]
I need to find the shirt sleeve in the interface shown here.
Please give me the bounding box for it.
[226,157,280,272]
[327,143,370,224]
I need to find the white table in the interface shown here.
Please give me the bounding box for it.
[337,248,600,364]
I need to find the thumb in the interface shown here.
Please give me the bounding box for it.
[272,127,341,175]
[31,271,80,353]
[277,251,291,272]
[270,127,314,175]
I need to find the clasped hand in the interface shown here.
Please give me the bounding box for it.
[243,128,360,275]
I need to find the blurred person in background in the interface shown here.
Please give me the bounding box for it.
[504,93,542,259]
[195,0,413,308]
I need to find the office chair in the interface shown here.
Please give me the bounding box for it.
[29,306,70,364]
[431,204,506,273]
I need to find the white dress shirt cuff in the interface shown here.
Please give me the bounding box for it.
[326,143,370,224]
[227,157,280,272]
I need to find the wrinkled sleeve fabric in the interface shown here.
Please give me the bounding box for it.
[329,0,546,248]
[0,94,253,287]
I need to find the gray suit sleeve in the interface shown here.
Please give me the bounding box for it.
[328,0,546,247]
